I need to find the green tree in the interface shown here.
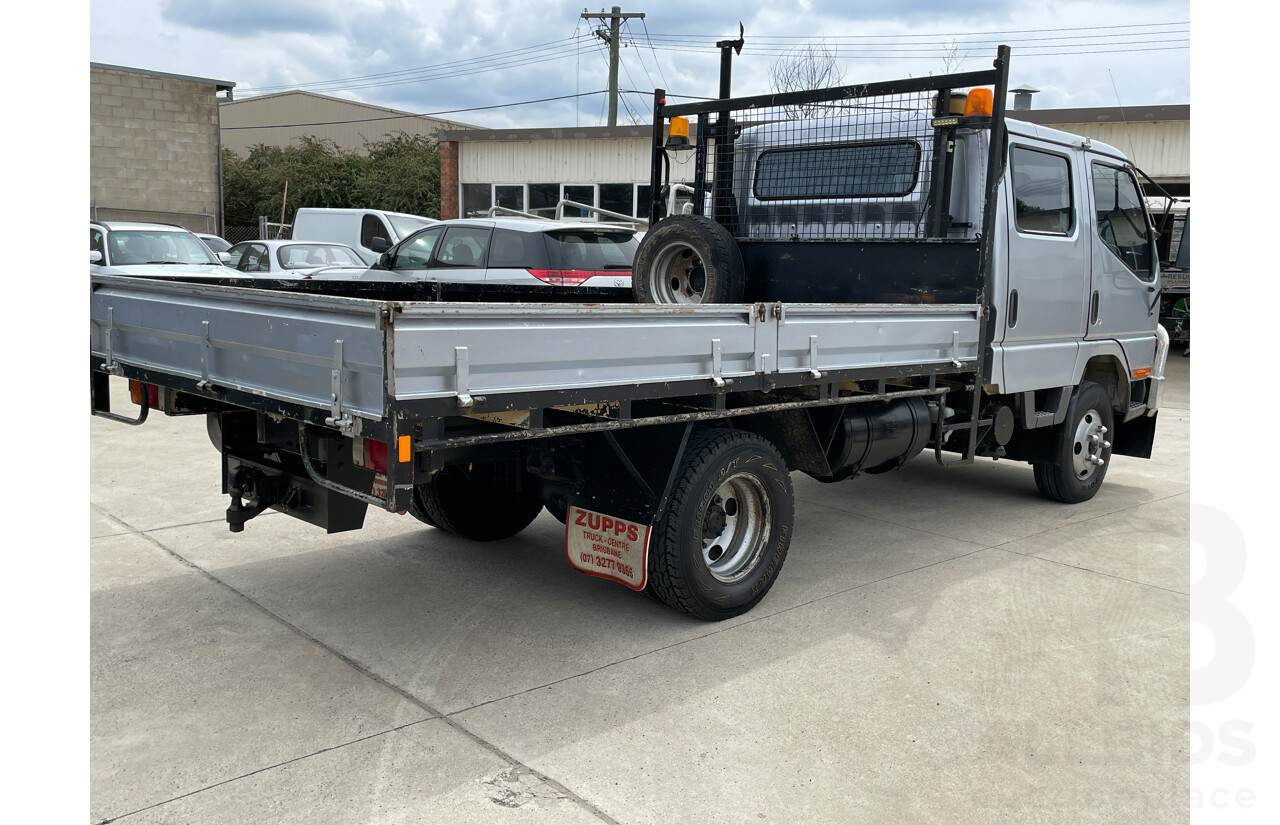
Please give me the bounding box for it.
[221,132,442,229]
[352,132,442,218]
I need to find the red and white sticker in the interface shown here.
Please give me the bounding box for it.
[564,506,651,591]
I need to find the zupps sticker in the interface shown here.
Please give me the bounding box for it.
[564,506,651,590]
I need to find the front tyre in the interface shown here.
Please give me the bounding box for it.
[1033,381,1115,503]
[648,429,794,621]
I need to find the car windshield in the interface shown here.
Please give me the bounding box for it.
[387,214,434,238]
[109,230,219,265]
[545,230,638,270]
[277,243,366,269]
[201,236,231,253]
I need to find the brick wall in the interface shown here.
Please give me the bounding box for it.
[90,67,223,230]
[440,141,459,220]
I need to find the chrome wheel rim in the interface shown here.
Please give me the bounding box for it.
[1070,407,1110,480]
[701,473,771,583]
[651,243,706,304]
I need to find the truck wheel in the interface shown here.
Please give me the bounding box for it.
[633,215,745,304]
[1032,381,1115,504]
[409,463,542,541]
[647,429,794,621]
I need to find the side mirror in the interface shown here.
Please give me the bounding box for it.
[370,236,391,254]
[217,252,231,264]
[377,252,391,269]
[90,250,103,264]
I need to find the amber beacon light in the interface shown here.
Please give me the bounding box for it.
[964,88,994,118]
[665,116,690,149]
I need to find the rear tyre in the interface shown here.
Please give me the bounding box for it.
[409,462,542,541]
[1033,381,1115,503]
[647,429,794,621]
[632,215,745,304]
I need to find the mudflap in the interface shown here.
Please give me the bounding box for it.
[564,506,651,591]
[1113,411,1158,459]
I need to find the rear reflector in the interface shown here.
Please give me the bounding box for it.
[129,380,160,409]
[527,269,628,286]
[359,438,388,473]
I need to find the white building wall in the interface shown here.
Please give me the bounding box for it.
[462,138,652,183]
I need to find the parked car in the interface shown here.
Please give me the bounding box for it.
[224,240,370,278]
[359,217,635,294]
[196,233,232,255]
[90,221,230,275]
[291,208,439,265]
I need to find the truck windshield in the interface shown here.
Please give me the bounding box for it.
[109,230,220,265]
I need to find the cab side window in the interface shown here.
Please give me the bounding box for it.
[238,244,269,272]
[360,215,388,248]
[90,228,106,260]
[435,226,491,268]
[391,228,442,271]
[1091,162,1154,281]
[1011,146,1074,235]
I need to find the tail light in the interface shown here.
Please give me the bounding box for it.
[129,380,160,409]
[527,269,629,286]
[354,437,388,473]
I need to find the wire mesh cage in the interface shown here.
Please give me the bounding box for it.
[654,57,1008,247]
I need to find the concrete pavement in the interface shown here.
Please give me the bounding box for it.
[91,355,1190,824]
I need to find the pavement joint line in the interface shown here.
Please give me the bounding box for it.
[97,511,622,825]
[985,489,1191,596]
[994,547,1189,597]
[795,481,1189,556]
[91,720,432,825]
[451,545,990,719]
[791,495,996,549]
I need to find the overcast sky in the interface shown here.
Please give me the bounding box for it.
[89,0,1190,130]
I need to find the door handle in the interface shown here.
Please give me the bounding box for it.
[1090,290,1100,325]
[1008,289,1019,328]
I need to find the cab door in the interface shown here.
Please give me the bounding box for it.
[1085,159,1158,373]
[1000,142,1090,390]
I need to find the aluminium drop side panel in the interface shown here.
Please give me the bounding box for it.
[773,304,981,375]
[388,303,761,402]
[90,275,388,418]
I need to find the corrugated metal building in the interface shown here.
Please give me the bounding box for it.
[440,125,655,221]
[220,90,483,157]
[1014,104,1190,195]
[90,63,235,233]
[439,103,1190,220]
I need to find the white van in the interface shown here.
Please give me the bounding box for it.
[290,208,439,265]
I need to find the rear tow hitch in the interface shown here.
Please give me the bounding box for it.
[226,465,288,532]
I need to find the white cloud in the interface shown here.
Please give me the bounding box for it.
[90,0,1189,128]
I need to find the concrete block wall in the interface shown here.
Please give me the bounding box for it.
[90,66,222,229]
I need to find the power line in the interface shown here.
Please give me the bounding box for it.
[638,18,671,91]
[645,21,1190,40]
[239,35,596,95]
[222,90,611,130]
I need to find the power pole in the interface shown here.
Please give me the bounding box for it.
[581,7,645,126]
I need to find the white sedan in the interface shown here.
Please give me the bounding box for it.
[225,240,370,278]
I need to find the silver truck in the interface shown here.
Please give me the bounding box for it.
[91,47,1168,621]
